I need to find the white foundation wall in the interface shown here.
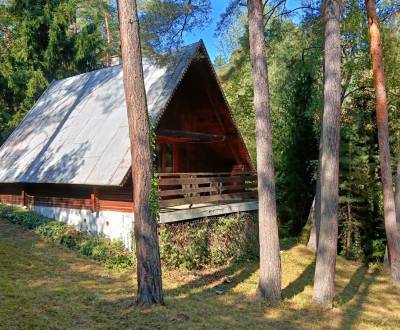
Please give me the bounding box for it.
[32,205,134,250]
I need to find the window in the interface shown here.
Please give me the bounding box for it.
[156,143,174,173]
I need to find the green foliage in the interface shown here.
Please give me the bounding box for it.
[217,0,400,263]
[138,0,211,55]
[0,205,134,270]
[0,204,261,271]
[336,0,399,262]
[219,17,321,235]
[149,123,160,217]
[0,0,118,144]
[159,214,259,270]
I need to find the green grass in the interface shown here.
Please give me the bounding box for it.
[1,219,400,329]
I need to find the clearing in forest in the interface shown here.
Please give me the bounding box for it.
[0,218,399,329]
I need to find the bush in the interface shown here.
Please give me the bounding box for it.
[0,204,134,270]
[1,204,258,271]
[159,213,258,270]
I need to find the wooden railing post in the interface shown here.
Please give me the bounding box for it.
[91,192,99,212]
[21,190,26,206]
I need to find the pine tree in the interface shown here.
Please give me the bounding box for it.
[247,0,281,302]
[366,0,400,285]
[117,0,164,306]
[313,0,342,308]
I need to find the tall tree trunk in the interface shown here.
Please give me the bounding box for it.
[247,0,281,303]
[366,0,400,285]
[117,0,164,306]
[313,0,341,308]
[104,11,112,66]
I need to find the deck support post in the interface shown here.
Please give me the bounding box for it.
[21,190,26,207]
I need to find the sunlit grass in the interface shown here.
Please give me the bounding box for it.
[1,219,399,329]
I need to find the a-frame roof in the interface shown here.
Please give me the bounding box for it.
[0,41,251,186]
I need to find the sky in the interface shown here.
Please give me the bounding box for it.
[183,0,304,62]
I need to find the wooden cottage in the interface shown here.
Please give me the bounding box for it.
[0,41,257,247]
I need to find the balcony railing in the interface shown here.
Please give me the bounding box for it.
[0,172,258,212]
[157,172,258,208]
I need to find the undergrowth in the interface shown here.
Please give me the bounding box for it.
[0,204,259,271]
[159,213,259,269]
[0,205,134,269]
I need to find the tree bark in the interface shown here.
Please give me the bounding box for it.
[247,0,281,303]
[366,0,400,285]
[104,11,112,66]
[312,0,341,308]
[117,0,164,306]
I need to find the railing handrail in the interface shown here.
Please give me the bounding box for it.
[157,171,255,177]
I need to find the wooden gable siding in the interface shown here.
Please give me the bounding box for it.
[156,55,252,173]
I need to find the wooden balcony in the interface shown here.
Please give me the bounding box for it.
[157,172,258,223]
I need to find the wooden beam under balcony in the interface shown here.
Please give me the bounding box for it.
[156,129,226,143]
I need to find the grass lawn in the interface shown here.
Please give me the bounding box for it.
[1,218,399,329]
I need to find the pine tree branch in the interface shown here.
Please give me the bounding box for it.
[380,6,400,22]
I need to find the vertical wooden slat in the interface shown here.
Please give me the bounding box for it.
[91,193,95,212]
[91,192,99,212]
[21,190,26,206]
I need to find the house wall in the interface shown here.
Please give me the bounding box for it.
[32,205,133,249]
[0,183,134,249]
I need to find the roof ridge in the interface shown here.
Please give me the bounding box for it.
[55,41,203,83]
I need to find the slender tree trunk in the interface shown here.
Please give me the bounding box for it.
[396,154,400,227]
[1,25,11,48]
[346,138,353,258]
[366,0,400,285]
[308,33,326,251]
[393,154,400,271]
[247,0,281,303]
[313,0,341,308]
[104,11,112,66]
[308,132,323,251]
[117,0,164,306]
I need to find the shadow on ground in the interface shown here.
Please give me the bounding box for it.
[1,219,399,329]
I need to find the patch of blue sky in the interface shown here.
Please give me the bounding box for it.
[183,0,305,62]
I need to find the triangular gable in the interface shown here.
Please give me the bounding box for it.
[153,42,253,172]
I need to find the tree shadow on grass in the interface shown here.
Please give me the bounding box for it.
[168,261,259,297]
[282,261,315,300]
[4,219,398,329]
[337,267,375,330]
[335,265,368,306]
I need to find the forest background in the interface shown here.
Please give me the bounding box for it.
[1,0,399,263]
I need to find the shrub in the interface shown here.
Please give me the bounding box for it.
[1,204,258,271]
[159,213,258,270]
[0,204,133,270]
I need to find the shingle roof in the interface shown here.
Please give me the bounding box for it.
[0,41,202,186]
